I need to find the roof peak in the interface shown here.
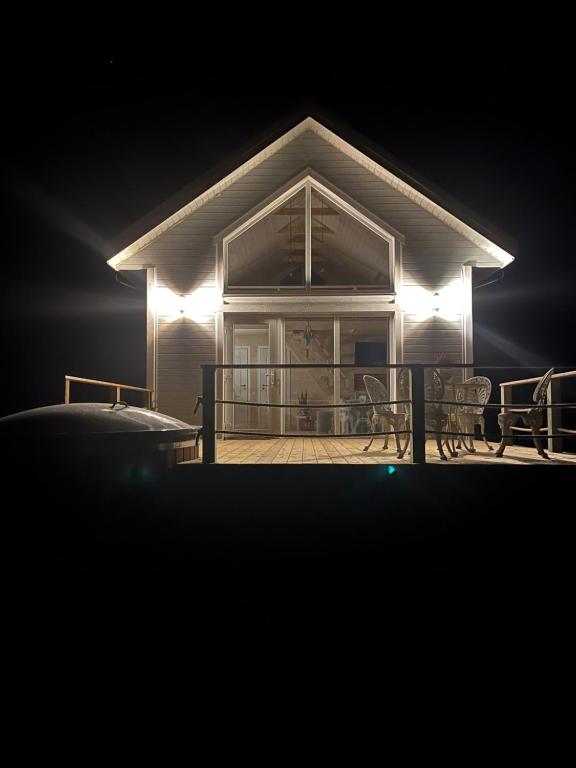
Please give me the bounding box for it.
[108,112,516,270]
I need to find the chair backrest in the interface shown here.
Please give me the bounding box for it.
[363,375,391,416]
[397,367,410,401]
[533,368,554,405]
[462,375,492,413]
[424,368,445,404]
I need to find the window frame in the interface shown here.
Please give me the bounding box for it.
[222,176,396,295]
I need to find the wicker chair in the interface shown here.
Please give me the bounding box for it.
[496,368,554,460]
[454,376,493,453]
[362,375,409,459]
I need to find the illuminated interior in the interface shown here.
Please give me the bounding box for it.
[224,315,392,436]
[226,180,392,290]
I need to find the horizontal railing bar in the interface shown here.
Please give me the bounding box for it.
[426,430,481,437]
[509,427,548,432]
[209,364,408,369]
[65,375,153,394]
[429,431,573,439]
[216,430,412,438]
[204,364,576,370]
[497,434,572,439]
[216,399,411,409]
[217,429,570,440]
[425,400,576,409]
[217,398,576,410]
[500,371,576,387]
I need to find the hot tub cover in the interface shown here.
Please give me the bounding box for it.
[0,403,200,437]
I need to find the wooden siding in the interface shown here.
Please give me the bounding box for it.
[119,130,495,421]
[402,316,464,364]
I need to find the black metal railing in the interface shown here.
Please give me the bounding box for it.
[199,364,576,464]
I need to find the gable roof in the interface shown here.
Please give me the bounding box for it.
[107,113,516,271]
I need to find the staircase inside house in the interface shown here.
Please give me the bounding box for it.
[284,328,335,434]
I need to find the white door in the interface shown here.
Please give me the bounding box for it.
[233,345,249,428]
[257,346,270,404]
[224,317,282,435]
[257,345,270,428]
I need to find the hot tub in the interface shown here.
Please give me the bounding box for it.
[0,402,202,475]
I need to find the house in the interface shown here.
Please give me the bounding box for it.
[107,115,515,437]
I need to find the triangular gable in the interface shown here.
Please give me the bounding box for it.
[107,117,515,270]
[223,174,395,290]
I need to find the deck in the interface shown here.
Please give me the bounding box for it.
[200,438,576,465]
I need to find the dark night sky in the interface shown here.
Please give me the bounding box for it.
[1,32,575,417]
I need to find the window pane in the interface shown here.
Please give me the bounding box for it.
[227,188,306,287]
[339,317,389,435]
[284,318,334,434]
[310,189,390,288]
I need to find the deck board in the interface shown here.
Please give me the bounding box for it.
[200,438,576,466]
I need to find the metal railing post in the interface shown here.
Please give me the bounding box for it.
[411,364,426,464]
[202,365,216,464]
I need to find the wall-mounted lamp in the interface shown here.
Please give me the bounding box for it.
[398,282,463,322]
[151,286,221,321]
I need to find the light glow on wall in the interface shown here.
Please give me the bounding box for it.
[151,287,182,318]
[151,286,221,321]
[398,282,464,322]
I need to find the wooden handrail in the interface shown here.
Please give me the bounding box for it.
[500,370,576,388]
[64,375,155,410]
[500,370,575,453]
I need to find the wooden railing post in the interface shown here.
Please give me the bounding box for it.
[548,378,562,453]
[411,365,426,464]
[500,383,513,445]
[202,365,216,464]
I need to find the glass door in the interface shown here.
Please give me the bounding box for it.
[224,314,390,437]
[224,316,281,435]
[339,317,390,435]
[284,318,335,435]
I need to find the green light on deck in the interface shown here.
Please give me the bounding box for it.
[377,464,398,478]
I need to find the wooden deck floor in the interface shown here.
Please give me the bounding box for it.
[201,438,576,466]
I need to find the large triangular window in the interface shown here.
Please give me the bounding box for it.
[224,178,394,292]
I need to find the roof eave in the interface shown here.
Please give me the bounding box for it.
[108,115,516,271]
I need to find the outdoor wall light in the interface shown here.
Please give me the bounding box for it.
[398,282,463,322]
[185,286,221,321]
[151,286,181,318]
[151,286,221,320]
